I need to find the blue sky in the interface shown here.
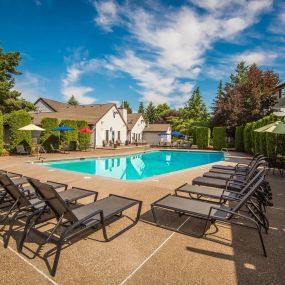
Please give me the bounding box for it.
[0,0,284,111]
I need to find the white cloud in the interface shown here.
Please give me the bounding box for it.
[14,72,48,103]
[61,57,99,104]
[93,0,120,32]
[268,3,285,34]
[90,1,273,105]
[232,50,278,65]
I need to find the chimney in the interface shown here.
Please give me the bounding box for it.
[118,107,127,122]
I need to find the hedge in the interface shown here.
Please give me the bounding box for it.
[77,120,91,150]
[243,122,254,153]
[7,110,32,153]
[235,126,244,151]
[0,112,3,155]
[192,126,197,144]
[196,127,210,149]
[213,127,226,150]
[40,118,60,151]
[60,119,78,150]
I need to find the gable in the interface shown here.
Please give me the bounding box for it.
[34,99,55,113]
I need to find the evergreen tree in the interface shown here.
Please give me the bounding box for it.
[138,101,145,114]
[145,102,157,123]
[182,87,209,121]
[67,95,79,106]
[0,48,35,113]
[121,100,132,114]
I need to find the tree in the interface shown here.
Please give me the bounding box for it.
[210,80,227,127]
[145,102,157,123]
[138,101,145,114]
[211,62,279,130]
[67,95,79,106]
[182,87,209,122]
[170,87,209,136]
[121,100,132,114]
[0,48,35,113]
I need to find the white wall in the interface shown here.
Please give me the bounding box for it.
[129,115,146,143]
[34,100,54,113]
[95,105,127,147]
[143,127,171,145]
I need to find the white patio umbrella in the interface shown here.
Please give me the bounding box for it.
[18,124,45,131]
[18,124,45,159]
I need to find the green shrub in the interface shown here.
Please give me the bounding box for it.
[235,126,244,151]
[60,119,78,150]
[40,118,60,151]
[77,120,91,150]
[196,127,210,149]
[6,110,32,153]
[212,127,226,150]
[243,122,254,153]
[0,112,3,155]
[191,126,197,144]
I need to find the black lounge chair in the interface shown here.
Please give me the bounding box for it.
[16,144,29,155]
[176,169,265,202]
[209,155,266,175]
[152,175,267,257]
[0,174,98,225]
[203,159,266,180]
[192,160,266,190]
[25,179,142,276]
[211,154,264,172]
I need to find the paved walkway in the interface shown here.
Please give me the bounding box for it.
[0,148,284,284]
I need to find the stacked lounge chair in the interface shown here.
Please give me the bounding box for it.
[0,172,142,276]
[191,156,267,191]
[152,159,273,257]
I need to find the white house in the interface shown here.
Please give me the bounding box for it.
[143,124,171,145]
[33,98,128,148]
[126,113,146,143]
[273,82,285,112]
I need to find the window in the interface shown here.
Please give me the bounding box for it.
[105,130,109,142]
[117,131,120,141]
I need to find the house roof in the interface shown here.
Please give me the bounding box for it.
[34,97,69,112]
[127,113,143,130]
[276,82,285,90]
[143,124,171,132]
[32,103,117,125]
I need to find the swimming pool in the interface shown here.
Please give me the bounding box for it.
[43,150,224,181]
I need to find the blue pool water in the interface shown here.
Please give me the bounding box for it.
[43,150,224,181]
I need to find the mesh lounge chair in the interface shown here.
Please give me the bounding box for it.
[175,169,272,232]
[152,175,268,257]
[209,155,266,175]
[16,145,29,155]
[0,174,98,225]
[50,144,61,153]
[203,159,266,180]
[192,161,266,190]
[25,179,142,276]
[211,154,264,172]
[176,169,265,203]
[0,174,99,249]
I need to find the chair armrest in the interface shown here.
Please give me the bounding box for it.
[207,206,256,224]
[47,180,68,191]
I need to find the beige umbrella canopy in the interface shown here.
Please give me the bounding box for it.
[18,124,45,131]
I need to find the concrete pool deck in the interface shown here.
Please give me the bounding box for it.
[0,147,284,284]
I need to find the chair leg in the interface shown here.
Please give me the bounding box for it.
[51,239,63,276]
[257,224,267,257]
